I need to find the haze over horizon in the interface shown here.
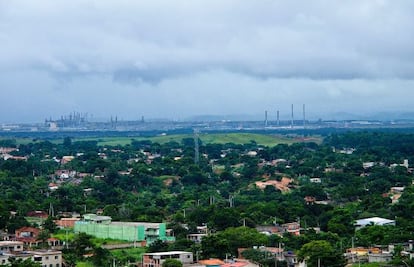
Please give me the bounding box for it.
[1,1,414,123]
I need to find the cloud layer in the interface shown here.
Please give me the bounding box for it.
[1,1,414,122]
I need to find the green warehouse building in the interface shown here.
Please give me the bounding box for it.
[74,214,175,245]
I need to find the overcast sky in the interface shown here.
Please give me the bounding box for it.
[1,0,414,123]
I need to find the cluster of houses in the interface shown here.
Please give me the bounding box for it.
[0,209,406,267]
[0,241,62,267]
[0,226,62,266]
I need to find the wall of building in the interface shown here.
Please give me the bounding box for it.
[74,222,173,244]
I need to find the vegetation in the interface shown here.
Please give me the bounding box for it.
[1,131,414,266]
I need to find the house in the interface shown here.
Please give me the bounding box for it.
[54,218,80,228]
[355,217,396,230]
[363,162,375,169]
[282,222,301,236]
[0,230,14,241]
[255,225,281,236]
[304,196,316,205]
[390,159,409,169]
[15,227,39,241]
[143,251,193,267]
[15,227,61,248]
[187,233,206,243]
[55,169,76,179]
[345,247,392,264]
[0,241,24,253]
[48,183,59,191]
[31,250,63,267]
[60,156,75,164]
[26,211,48,220]
[0,247,62,267]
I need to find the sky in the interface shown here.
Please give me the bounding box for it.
[1,0,414,123]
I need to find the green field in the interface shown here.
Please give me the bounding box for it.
[76,133,321,147]
[0,133,322,147]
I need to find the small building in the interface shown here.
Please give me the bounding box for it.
[82,214,112,224]
[0,241,24,253]
[61,156,75,164]
[355,217,396,230]
[143,251,193,267]
[309,178,321,183]
[26,211,48,219]
[55,218,80,228]
[282,222,301,236]
[187,233,207,243]
[31,250,63,267]
[368,252,393,263]
[0,248,62,267]
[74,214,175,244]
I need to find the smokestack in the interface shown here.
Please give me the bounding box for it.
[277,110,280,126]
[291,104,294,128]
[265,110,268,127]
[303,104,306,128]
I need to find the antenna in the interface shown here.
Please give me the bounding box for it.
[49,202,54,217]
[229,195,234,208]
[194,129,200,164]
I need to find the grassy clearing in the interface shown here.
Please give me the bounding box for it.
[80,133,316,147]
[76,262,94,267]
[2,133,322,147]
[110,247,146,263]
[351,263,381,267]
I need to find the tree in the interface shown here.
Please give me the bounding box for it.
[147,240,169,253]
[162,259,183,267]
[71,233,95,258]
[36,229,50,248]
[298,240,345,267]
[63,137,72,148]
[43,216,57,234]
[6,257,41,267]
[91,247,111,267]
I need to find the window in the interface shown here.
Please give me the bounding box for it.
[46,256,49,260]
[34,256,42,261]
[55,256,59,259]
